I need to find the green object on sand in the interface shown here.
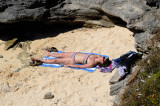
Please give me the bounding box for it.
[5,38,18,50]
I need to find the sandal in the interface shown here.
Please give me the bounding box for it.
[43,47,58,52]
[30,58,43,66]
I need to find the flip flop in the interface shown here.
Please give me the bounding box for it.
[30,58,43,66]
[42,47,58,52]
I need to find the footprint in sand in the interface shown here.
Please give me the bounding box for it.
[94,86,102,92]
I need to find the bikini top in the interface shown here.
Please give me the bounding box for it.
[82,53,92,64]
[71,52,92,64]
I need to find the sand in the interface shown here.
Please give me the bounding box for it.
[0,26,136,106]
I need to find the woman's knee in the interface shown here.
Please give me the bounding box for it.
[43,59,58,64]
[51,59,58,63]
[59,52,73,57]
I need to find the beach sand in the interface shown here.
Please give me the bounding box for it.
[0,26,136,106]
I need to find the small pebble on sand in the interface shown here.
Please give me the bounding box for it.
[44,92,54,99]
[14,68,21,72]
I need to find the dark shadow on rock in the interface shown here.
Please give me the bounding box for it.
[0,21,84,42]
[103,12,144,34]
[105,13,127,28]
[146,0,160,8]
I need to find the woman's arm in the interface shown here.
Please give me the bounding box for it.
[66,64,94,68]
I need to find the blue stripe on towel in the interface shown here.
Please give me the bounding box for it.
[40,51,109,72]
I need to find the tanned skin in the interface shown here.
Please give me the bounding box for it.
[31,50,109,68]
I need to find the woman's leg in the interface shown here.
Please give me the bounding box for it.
[41,59,60,64]
[44,49,74,58]
[31,58,60,64]
[31,57,72,65]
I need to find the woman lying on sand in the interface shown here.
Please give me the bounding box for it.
[31,49,111,68]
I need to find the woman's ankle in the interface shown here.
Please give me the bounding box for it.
[44,49,50,57]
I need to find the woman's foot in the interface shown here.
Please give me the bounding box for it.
[43,49,51,57]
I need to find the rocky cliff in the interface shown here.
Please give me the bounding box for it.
[1,0,160,53]
[1,0,160,52]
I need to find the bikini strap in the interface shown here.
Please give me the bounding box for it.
[71,52,79,64]
[83,53,92,64]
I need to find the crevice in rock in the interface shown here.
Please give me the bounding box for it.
[0,5,8,12]
[45,0,65,9]
[104,12,144,34]
[43,10,51,20]
[91,7,127,27]
[27,1,45,9]
[106,14,127,27]
[128,28,144,34]
[146,0,160,8]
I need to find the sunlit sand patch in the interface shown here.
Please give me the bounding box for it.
[0,25,136,106]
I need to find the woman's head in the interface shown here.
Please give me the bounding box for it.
[98,57,111,67]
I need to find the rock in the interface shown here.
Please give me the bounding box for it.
[146,0,160,8]
[14,68,21,72]
[109,70,121,84]
[132,65,145,74]
[85,19,115,28]
[17,51,33,68]
[1,82,11,93]
[13,43,23,50]
[134,31,153,53]
[21,41,31,51]
[110,76,129,96]
[112,89,126,106]
[0,5,47,23]
[18,51,31,59]
[4,38,18,50]
[131,66,139,74]
[0,0,160,53]
[4,60,8,62]
[140,67,145,73]
[44,92,54,99]
[112,95,120,106]
[0,55,3,58]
